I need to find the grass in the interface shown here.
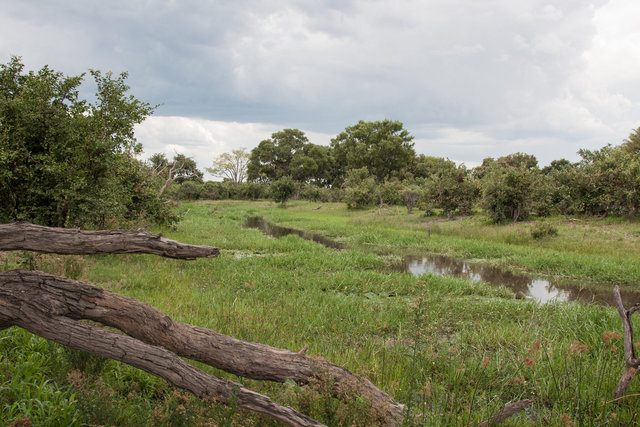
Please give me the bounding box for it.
[2,200,640,425]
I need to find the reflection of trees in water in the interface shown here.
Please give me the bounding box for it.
[403,254,640,307]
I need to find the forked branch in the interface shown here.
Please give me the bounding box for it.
[613,285,640,399]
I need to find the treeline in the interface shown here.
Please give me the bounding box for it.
[175,123,640,223]
[3,57,639,227]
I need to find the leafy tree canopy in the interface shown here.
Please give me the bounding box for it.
[247,129,332,185]
[0,56,176,227]
[331,119,415,184]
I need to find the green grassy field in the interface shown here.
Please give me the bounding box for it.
[2,200,640,425]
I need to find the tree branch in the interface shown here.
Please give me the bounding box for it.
[0,278,322,427]
[0,222,219,259]
[613,285,640,399]
[0,269,405,425]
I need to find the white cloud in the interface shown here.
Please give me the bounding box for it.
[135,116,334,180]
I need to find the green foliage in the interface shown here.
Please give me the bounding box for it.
[530,221,559,239]
[342,167,377,208]
[0,56,175,227]
[480,153,539,223]
[423,160,479,216]
[331,119,415,184]
[270,176,298,207]
[570,145,640,217]
[247,129,332,185]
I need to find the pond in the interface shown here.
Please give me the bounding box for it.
[245,217,639,307]
[400,254,639,307]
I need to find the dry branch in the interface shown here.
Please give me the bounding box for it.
[0,269,405,425]
[0,221,219,259]
[613,286,640,399]
[479,399,533,426]
[0,275,321,426]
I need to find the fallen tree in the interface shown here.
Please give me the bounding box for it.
[0,221,404,425]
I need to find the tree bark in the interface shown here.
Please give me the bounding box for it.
[0,273,322,427]
[0,269,404,425]
[0,221,219,259]
[613,286,640,399]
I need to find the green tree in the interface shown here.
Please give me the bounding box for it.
[423,160,478,216]
[0,57,175,227]
[207,148,250,184]
[342,167,377,208]
[479,153,539,223]
[331,119,415,184]
[270,176,298,207]
[247,129,307,182]
[622,127,640,155]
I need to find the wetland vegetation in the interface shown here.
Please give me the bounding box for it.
[3,200,640,425]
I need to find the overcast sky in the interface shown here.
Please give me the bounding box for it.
[3,0,640,178]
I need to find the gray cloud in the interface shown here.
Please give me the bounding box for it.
[2,0,639,168]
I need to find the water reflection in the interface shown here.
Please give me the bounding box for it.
[402,255,639,307]
[245,217,344,250]
[244,216,639,307]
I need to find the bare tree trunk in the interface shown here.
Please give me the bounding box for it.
[0,222,406,425]
[0,272,322,427]
[0,269,404,425]
[0,222,219,259]
[613,286,640,399]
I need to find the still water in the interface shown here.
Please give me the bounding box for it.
[245,217,639,307]
[401,255,639,306]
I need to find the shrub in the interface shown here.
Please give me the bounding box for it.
[530,221,559,239]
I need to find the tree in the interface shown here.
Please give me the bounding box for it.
[342,167,377,208]
[0,56,174,227]
[479,153,539,223]
[622,127,640,155]
[207,148,250,184]
[331,119,415,184]
[422,159,479,216]
[247,129,308,182]
[149,153,203,195]
[270,176,298,207]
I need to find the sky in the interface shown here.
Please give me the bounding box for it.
[2,0,640,179]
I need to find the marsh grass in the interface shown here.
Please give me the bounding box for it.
[2,200,640,425]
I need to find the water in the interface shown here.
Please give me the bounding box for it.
[245,216,639,307]
[245,216,344,249]
[402,254,639,306]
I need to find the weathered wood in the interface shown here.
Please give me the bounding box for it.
[613,286,640,399]
[0,277,321,426]
[0,269,405,425]
[0,221,219,260]
[479,399,533,426]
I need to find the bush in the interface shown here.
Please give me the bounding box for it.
[530,221,558,239]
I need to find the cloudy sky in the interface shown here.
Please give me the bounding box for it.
[2,0,640,178]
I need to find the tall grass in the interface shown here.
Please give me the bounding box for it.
[2,200,640,425]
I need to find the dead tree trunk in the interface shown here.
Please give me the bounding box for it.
[0,222,405,425]
[0,277,321,426]
[0,221,219,259]
[613,286,640,400]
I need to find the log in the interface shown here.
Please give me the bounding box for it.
[613,286,640,399]
[0,221,219,260]
[0,270,405,425]
[0,277,321,426]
